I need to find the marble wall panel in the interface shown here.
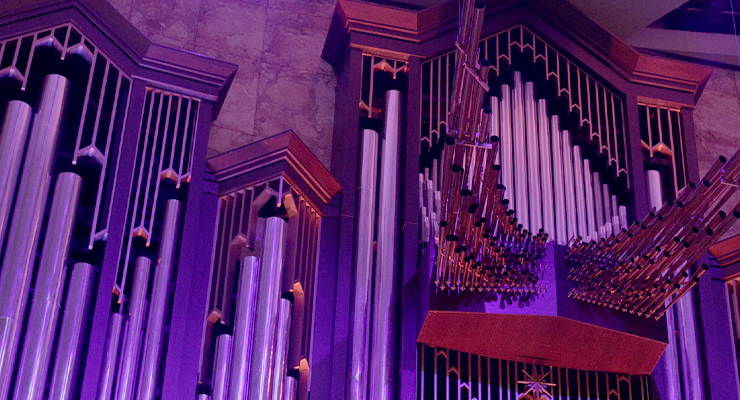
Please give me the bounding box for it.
[195,0,267,62]
[130,0,200,51]
[694,68,740,240]
[262,8,332,73]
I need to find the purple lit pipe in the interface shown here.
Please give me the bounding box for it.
[550,116,567,245]
[572,146,588,241]
[537,99,554,238]
[512,73,529,230]
[271,297,293,400]
[96,313,123,399]
[500,86,513,209]
[0,74,69,398]
[583,159,597,241]
[48,262,95,400]
[561,131,578,242]
[525,82,542,232]
[228,255,260,400]
[14,172,83,400]
[211,334,232,400]
[0,100,32,250]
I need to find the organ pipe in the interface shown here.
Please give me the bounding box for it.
[583,159,597,240]
[14,172,83,400]
[524,82,542,232]
[550,116,567,245]
[247,217,287,399]
[512,73,529,230]
[0,74,69,398]
[97,313,123,399]
[211,334,232,400]
[561,131,578,242]
[283,374,298,400]
[500,85,513,210]
[270,296,293,400]
[48,262,95,400]
[115,257,152,400]
[349,128,378,398]
[370,89,401,400]
[572,146,588,241]
[136,199,182,400]
[0,100,32,250]
[228,255,260,400]
[537,99,554,238]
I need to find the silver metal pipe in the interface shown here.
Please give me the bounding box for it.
[583,159,597,241]
[0,100,32,250]
[96,313,123,400]
[619,205,628,231]
[0,74,69,398]
[603,184,612,236]
[592,172,604,239]
[270,297,293,400]
[228,255,260,400]
[646,170,663,211]
[136,199,182,400]
[676,289,704,399]
[115,256,152,400]
[537,99,554,238]
[47,262,95,400]
[512,73,529,230]
[198,395,211,400]
[370,89,401,400]
[524,82,541,232]
[572,146,588,241]
[14,172,83,400]
[562,131,578,242]
[612,195,621,232]
[283,375,297,400]
[500,86,513,209]
[211,334,232,400]
[550,116,567,245]
[349,129,378,399]
[247,217,288,399]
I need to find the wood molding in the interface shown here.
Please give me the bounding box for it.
[206,130,341,215]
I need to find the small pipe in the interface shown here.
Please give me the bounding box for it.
[270,296,293,400]
[211,334,232,400]
[0,100,32,251]
[228,256,260,400]
[96,313,123,400]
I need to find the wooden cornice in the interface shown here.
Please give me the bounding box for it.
[330,0,712,96]
[710,234,740,269]
[0,0,237,119]
[206,131,341,215]
[418,311,666,375]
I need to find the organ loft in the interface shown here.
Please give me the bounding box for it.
[0,0,739,399]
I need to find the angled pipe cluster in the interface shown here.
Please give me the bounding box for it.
[568,149,740,318]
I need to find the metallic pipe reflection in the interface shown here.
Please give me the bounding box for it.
[116,257,152,400]
[247,217,287,399]
[211,334,232,400]
[48,262,95,400]
[512,73,529,230]
[283,374,297,400]
[0,74,69,397]
[0,100,32,250]
[562,131,578,242]
[136,199,181,400]
[524,82,541,232]
[537,99,554,238]
[270,296,293,400]
[550,116,567,245]
[228,255,260,400]
[97,313,123,400]
[14,172,83,400]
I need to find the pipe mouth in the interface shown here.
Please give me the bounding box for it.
[720,155,728,163]
[480,59,492,67]
[482,106,492,114]
[490,135,500,142]
[445,136,456,145]
[492,164,501,171]
[474,0,486,8]
[734,210,740,218]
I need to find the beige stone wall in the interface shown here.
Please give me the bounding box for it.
[107,0,337,168]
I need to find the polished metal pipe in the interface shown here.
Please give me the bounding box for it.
[562,131,578,242]
[97,313,123,399]
[228,255,260,400]
[537,99,554,238]
[115,257,152,400]
[612,195,621,232]
[212,334,232,400]
[602,184,612,236]
[349,129,378,398]
[646,170,663,210]
[247,217,288,399]
[270,297,293,400]
[198,395,211,400]
[0,74,69,397]
[593,172,604,238]
[14,172,83,400]
[500,86,513,210]
[572,146,588,241]
[0,100,32,250]
[619,205,628,231]
[369,89,401,400]
[136,199,182,400]
[283,374,298,400]
[47,262,95,400]
[512,73,529,230]
[550,117,567,245]
[583,159,597,241]
[525,83,542,232]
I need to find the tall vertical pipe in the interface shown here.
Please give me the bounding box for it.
[136,199,182,400]
[602,184,612,236]
[115,257,152,400]
[646,170,681,400]
[612,195,621,232]
[211,334,232,400]
[537,99,554,238]
[47,262,95,400]
[370,89,401,400]
[14,172,83,400]
[491,96,500,165]
[270,296,293,400]
[583,159,597,241]
[512,73,529,230]
[562,132,578,242]
[247,217,288,399]
[592,172,604,238]
[0,74,69,397]
[283,375,298,400]
[500,86,513,209]
[97,313,123,399]
[228,255,260,400]
[550,117,567,245]
[524,82,541,232]
[0,100,32,249]
[572,146,588,241]
[349,129,378,398]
